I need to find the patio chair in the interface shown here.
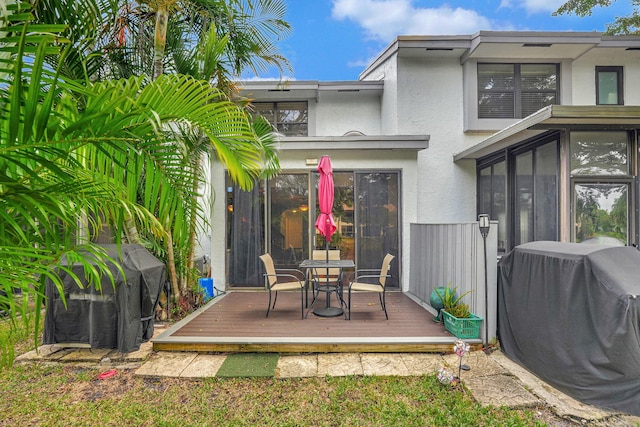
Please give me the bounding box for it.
[310,249,343,305]
[347,253,395,320]
[259,254,305,319]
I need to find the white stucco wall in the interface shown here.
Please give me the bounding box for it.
[314,91,382,136]
[208,156,229,293]
[572,48,640,105]
[394,56,482,223]
[362,54,399,136]
[207,149,422,292]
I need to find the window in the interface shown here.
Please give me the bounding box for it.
[596,66,623,105]
[570,131,629,176]
[513,141,559,246]
[477,136,559,252]
[252,101,308,136]
[574,183,628,245]
[571,131,633,245]
[226,170,401,287]
[478,63,558,119]
[478,159,507,252]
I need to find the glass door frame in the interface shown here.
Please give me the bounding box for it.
[226,168,402,288]
[568,129,637,246]
[306,169,402,289]
[570,178,634,245]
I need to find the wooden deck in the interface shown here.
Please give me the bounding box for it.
[153,291,481,353]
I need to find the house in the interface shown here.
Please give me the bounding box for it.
[206,31,640,299]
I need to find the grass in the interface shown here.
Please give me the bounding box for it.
[0,365,554,427]
[0,305,41,369]
[0,315,561,426]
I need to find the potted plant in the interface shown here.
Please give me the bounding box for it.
[435,283,483,339]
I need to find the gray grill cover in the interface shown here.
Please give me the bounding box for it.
[44,244,165,353]
[498,241,640,416]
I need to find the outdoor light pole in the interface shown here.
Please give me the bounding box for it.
[478,214,490,347]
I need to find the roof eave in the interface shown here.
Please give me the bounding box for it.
[276,135,429,151]
[453,105,640,161]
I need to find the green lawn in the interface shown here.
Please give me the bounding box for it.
[0,315,561,426]
[0,365,556,427]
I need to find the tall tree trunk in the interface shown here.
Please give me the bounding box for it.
[125,216,140,243]
[152,4,179,303]
[153,7,168,80]
[165,218,180,301]
[186,153,202,278]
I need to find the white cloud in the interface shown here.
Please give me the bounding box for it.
[332,0,493,42]
[347,58,372,68]
[508,0,566,14]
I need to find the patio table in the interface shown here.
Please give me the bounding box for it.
[299,259,354,318]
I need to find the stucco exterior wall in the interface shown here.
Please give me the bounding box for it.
[314,91,382,136]
[395,56,482,223]
[362,54,399,136]
[209,157,229,293]
[208,149,421,292]
[572,48,640,105]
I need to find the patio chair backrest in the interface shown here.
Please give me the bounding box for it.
[378,254,395,288]
[312,249,341,283]
[259,254,277,289]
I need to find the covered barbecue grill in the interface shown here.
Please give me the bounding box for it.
[498,241,640,416]
[44,244,165,353]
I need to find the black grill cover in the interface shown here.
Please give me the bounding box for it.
[498,241,640,416]
[44,244,165,353]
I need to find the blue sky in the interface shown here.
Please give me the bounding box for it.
[248,0,634,81]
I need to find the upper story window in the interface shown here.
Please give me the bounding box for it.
[252,101,308,136]
[478,63,558,119]
[596,66,623,105]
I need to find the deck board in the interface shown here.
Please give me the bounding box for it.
[153,291,477,353]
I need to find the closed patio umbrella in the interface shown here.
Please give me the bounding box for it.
[315,155,337,255]
[312,155,342,317]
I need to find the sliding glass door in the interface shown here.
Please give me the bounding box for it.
[225,176,264,287]
[314,171,355,260]
[355,172,399,287]
[226,170,401,288]
[269,174,310,268]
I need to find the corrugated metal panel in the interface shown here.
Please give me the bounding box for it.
[409,222,498,343]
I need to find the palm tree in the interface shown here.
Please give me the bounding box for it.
[0,2,278,343]
[128,0,289,301]
[28,0,289,307]
[39,0,293,85]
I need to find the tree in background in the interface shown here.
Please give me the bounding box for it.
[554,0,640,34]
[31,0,292,88]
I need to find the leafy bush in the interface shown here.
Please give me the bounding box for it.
[435,283,473,318]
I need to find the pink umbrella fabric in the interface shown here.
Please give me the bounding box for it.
[315,156,337,243]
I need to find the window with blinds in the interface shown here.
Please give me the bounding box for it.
[478,63,558,119]
[252,101,308,136]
